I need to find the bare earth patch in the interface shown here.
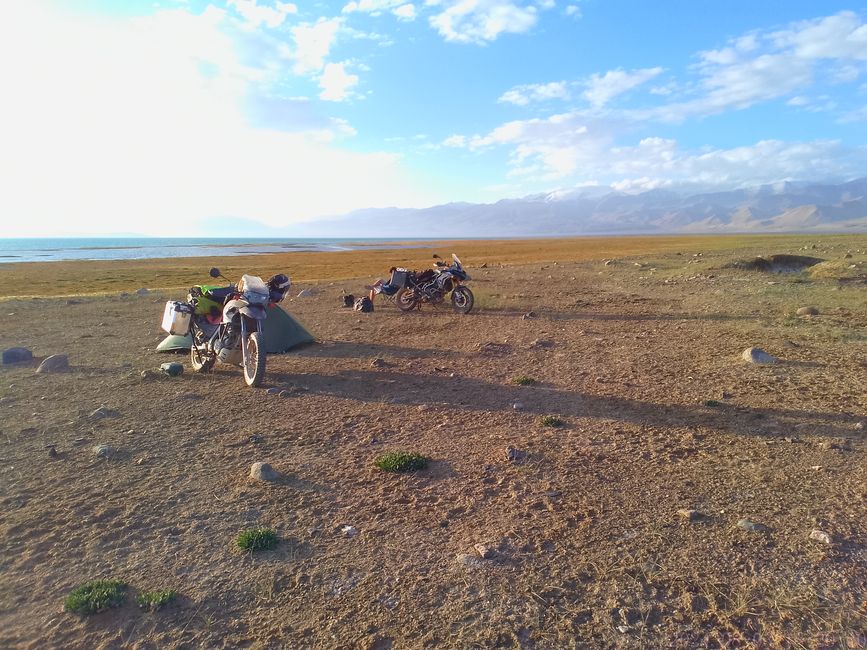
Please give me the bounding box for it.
[0,235,864,648]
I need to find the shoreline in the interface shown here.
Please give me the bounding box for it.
[0,233,863,298]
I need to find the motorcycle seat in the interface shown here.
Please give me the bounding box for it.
[203,286,235,302]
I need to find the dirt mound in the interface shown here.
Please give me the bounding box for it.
[725,254,824,273]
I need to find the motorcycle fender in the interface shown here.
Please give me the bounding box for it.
[240,304,267,319]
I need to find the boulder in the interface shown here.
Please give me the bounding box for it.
[36,355,69,373]
[742,347,777,364]
[2,347,32,365]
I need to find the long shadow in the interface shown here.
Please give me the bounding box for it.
[268,368,861,438]
[293,340,459,360]
[550,311,757,323]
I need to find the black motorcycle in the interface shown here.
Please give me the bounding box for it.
[394,254,474,314]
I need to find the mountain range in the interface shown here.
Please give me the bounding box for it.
[207,177,867,237]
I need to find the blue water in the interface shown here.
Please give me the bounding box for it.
[0,237,419,263]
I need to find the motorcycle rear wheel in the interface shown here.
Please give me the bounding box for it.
[451,286,474,314]
[243,331,266,387]
[190,340,215,373]
[395,288,418,312]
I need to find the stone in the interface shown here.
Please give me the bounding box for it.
[854,422,864,430]
[341,525,358,538]
[474,543,496,559]
[370,358,388,368]
[741,347,777,364]
[89,406,120,420]
[455,553,485,568]
[297,288,319,298]
[506,446,526,463]
[796,306,819,316]
[160,362,184,377]
[278,390,292,398]
[136,288,150,296]
[267,387,281,395]
[737,519,769,533]
[530,339,554,349]
[809,529,833,545]
[47,445,58,458]
[678,509,705,522]
[249,462,280,482]
[93,444,116,459]
[35,354,69,373]
[2,347,32,365]
[512,402,524,411]
[521,311,537,320]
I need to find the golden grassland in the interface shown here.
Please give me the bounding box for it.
[1,233,862,298]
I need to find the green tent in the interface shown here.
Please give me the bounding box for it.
[156,305,314,354]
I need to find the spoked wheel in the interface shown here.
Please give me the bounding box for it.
[243,331,266,387]
[395,288,419,312]
[451,286,474,314]
[190,336,215,373]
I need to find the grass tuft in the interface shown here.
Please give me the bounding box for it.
[539,415,565,427]
[513,376,537,386]
[64,579,126,615]
[374,451,429,473]
[236,527,278,552]
[703,399,722,407]
[137,589,177,610]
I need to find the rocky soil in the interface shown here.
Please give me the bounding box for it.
[0,238,865,649]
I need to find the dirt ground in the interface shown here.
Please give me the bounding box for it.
[0,235,865,649]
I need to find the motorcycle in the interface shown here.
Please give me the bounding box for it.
[394,254,474,314]
[160,268,290,387]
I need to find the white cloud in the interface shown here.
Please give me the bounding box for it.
[498,81,570,105]
[772,11,867,61]
[319,62,360,101]
[429,1,541,44]
[290,17,342,74]
[393,4,417,20]
[583,67,664,107]
[0,4,437,235]
[228,0,297,29]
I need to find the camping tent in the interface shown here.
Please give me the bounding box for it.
[156,305,314,354]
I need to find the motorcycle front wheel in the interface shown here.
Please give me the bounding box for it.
[451,286,474,314]
[395,288,418,312]
[243,331,266,387]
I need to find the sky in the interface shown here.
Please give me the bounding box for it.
[1,1,866,236]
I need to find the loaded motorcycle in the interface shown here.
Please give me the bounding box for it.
[160,268,291,387]
[394,254,474,314]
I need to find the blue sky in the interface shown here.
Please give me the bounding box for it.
[1,1,866,235]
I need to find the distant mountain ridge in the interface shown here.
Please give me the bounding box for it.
[286,177,867,237]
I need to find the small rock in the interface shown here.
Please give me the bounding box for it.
[455,553,485,568]
[93,444,116,459]
[135,457,146,465]
[512,402,524,411]
[737,519,769,533]
[521,311,537,320]
[741,347,777,364]
[530,339,553,349]
[506,446,525,463]
[809,529,833,545]
[160,362,184,377]
[279,390,292,398]
[249,462,280,482]
[678,509,705,522]
[36,354,69,373]
[266,387,281,395]
[136,288,150,296]
[474,543,496,559]
[796,306,819,316]
[2,347,33,365]
[89,406,120,419]
[47,445,58,458]
[341,525,358,538]
[297,288,319,298]
[370,358,388,368]
[854,422,864,430]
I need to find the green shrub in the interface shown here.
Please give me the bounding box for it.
[374,452,429,473]
[236,527,278,551]
[513,376,537,386]
[704,399,722,407]
[64,579,126,615]
[137,589,177,610]
[539,415,564,427]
